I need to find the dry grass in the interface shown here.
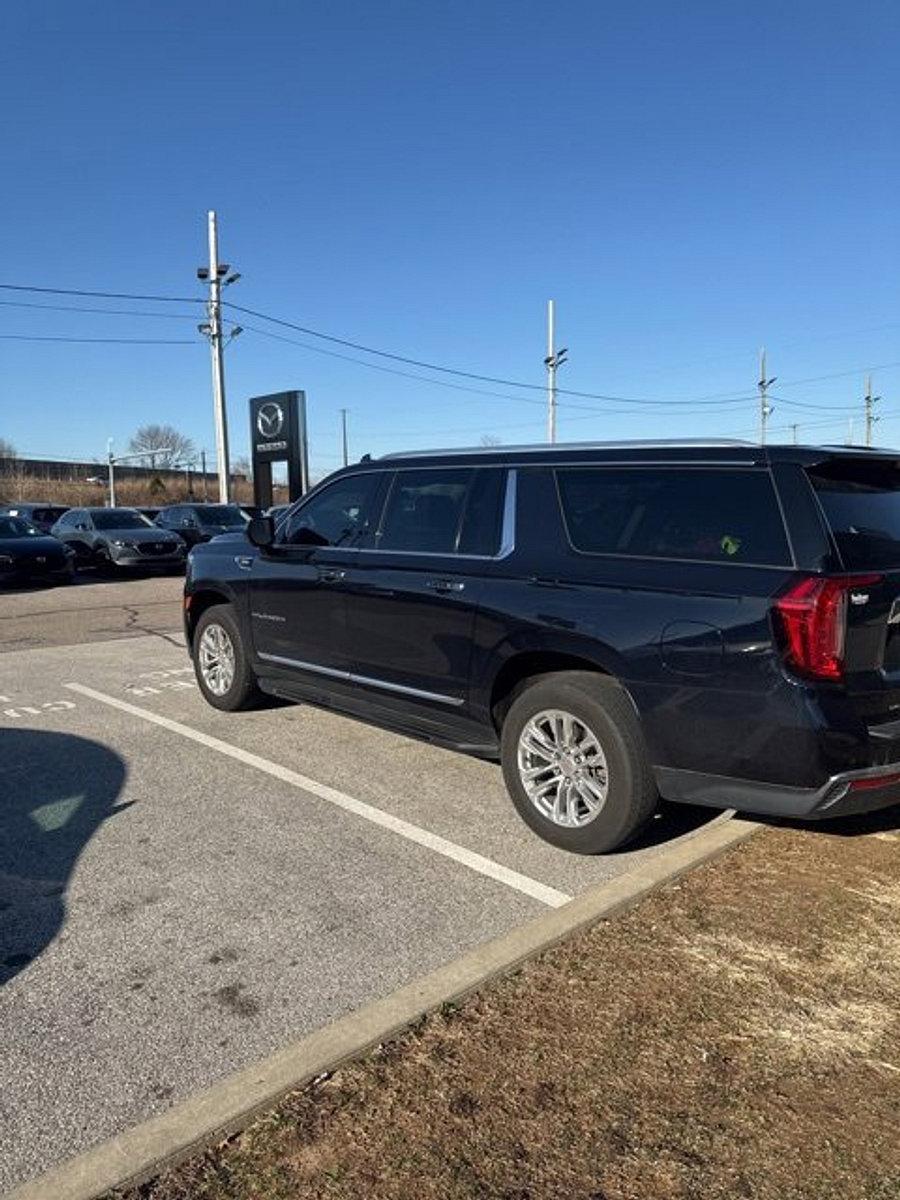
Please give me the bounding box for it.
[113,817,900,1200]
[0,470,288,508]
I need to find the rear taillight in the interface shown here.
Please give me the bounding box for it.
[774,574,882,681]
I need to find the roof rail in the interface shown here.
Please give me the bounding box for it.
[379,438,757,460]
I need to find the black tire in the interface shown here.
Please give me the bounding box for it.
[500,671,657,854]
[192,603,263,711]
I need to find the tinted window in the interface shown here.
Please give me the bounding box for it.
[378,469,471,553]
[284,472,382,547]
[32,507,67,523]
[92,509,154,530]
[0,516,38,538]
[457,468,507,556]
[556,468,791,565]
[809,458,900,569]
[196,504,246,527]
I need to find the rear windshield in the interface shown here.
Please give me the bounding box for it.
[809,458,900,569]
[556,467,792,566]
[197,505,247,526]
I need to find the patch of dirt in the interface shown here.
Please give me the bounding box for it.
[116,819,900,1200]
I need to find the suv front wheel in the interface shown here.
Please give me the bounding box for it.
[500,671,657,854]
[192,604,262,711]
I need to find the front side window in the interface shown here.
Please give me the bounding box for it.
[283,472,383,547]
[377,468,472,554]
[556,467,791,566]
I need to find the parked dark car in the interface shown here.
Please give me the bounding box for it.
[0,502,70,534]
[155,503,248,547]
[51,507,186,572]
[0,514,76,585]
[183,441,900,853]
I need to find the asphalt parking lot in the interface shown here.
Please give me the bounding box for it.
[0,577,722,1193]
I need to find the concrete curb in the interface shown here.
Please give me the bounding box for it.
[6,816,758,1200]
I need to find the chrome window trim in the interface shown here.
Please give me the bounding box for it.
[364,468,516,561]
[258,651,464,706]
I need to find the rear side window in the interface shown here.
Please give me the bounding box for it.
[809,458,900,569]
[378,469,472,553]
[556,467,791,565]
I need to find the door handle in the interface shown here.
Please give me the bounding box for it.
[318,568,346,583]
[426,578,465,593]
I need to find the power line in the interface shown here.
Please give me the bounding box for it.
[0,334,197,344]
[240,322,757,417]
[0,282,202,303]
[0,298,209,320]
[227,300,764,408]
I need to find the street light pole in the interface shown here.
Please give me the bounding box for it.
[544,300,568,444]
[340,408,349,467]
[206,211,231,503]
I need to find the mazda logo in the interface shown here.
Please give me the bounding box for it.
[257,402,284,438]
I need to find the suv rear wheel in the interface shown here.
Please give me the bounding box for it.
[192,604,262,711]
[500,671,657,853]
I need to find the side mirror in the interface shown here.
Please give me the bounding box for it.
[247,514,275,548]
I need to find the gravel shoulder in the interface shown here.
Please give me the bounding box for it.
[118,811,900,1200]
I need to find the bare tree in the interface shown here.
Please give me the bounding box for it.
[0,437,17,459]
[128,424,195,469]
[480,434,502,447]
[232,456,252,480]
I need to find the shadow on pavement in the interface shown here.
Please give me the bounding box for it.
[0,728,128,986]
[618,799,719,854]
[755,803,900,840]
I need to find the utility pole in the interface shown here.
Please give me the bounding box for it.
[544,300,568,444]
[197,211,240,503]
[848,417,855,445]
[790,423,799,444]
[200,449,209,501]
[758,347,776,445]
[340,408,349,467]
[865,373,880,447]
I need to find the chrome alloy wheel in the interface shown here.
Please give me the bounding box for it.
[198,622,236,696]
[516,708,609,828]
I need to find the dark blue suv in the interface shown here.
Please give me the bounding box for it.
[184,441,900,853]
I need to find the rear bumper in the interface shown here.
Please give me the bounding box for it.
[656,762,900,820]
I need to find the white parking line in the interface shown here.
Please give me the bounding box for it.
[66,682,572,909]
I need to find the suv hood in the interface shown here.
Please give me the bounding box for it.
[103,527,183,544]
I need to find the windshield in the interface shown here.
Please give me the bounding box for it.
[197,505,247,527]
[92,510,154,531]
[810,459,900,569]
[0,516,39,538]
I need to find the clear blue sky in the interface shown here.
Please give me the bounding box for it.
[1,0,898,478]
